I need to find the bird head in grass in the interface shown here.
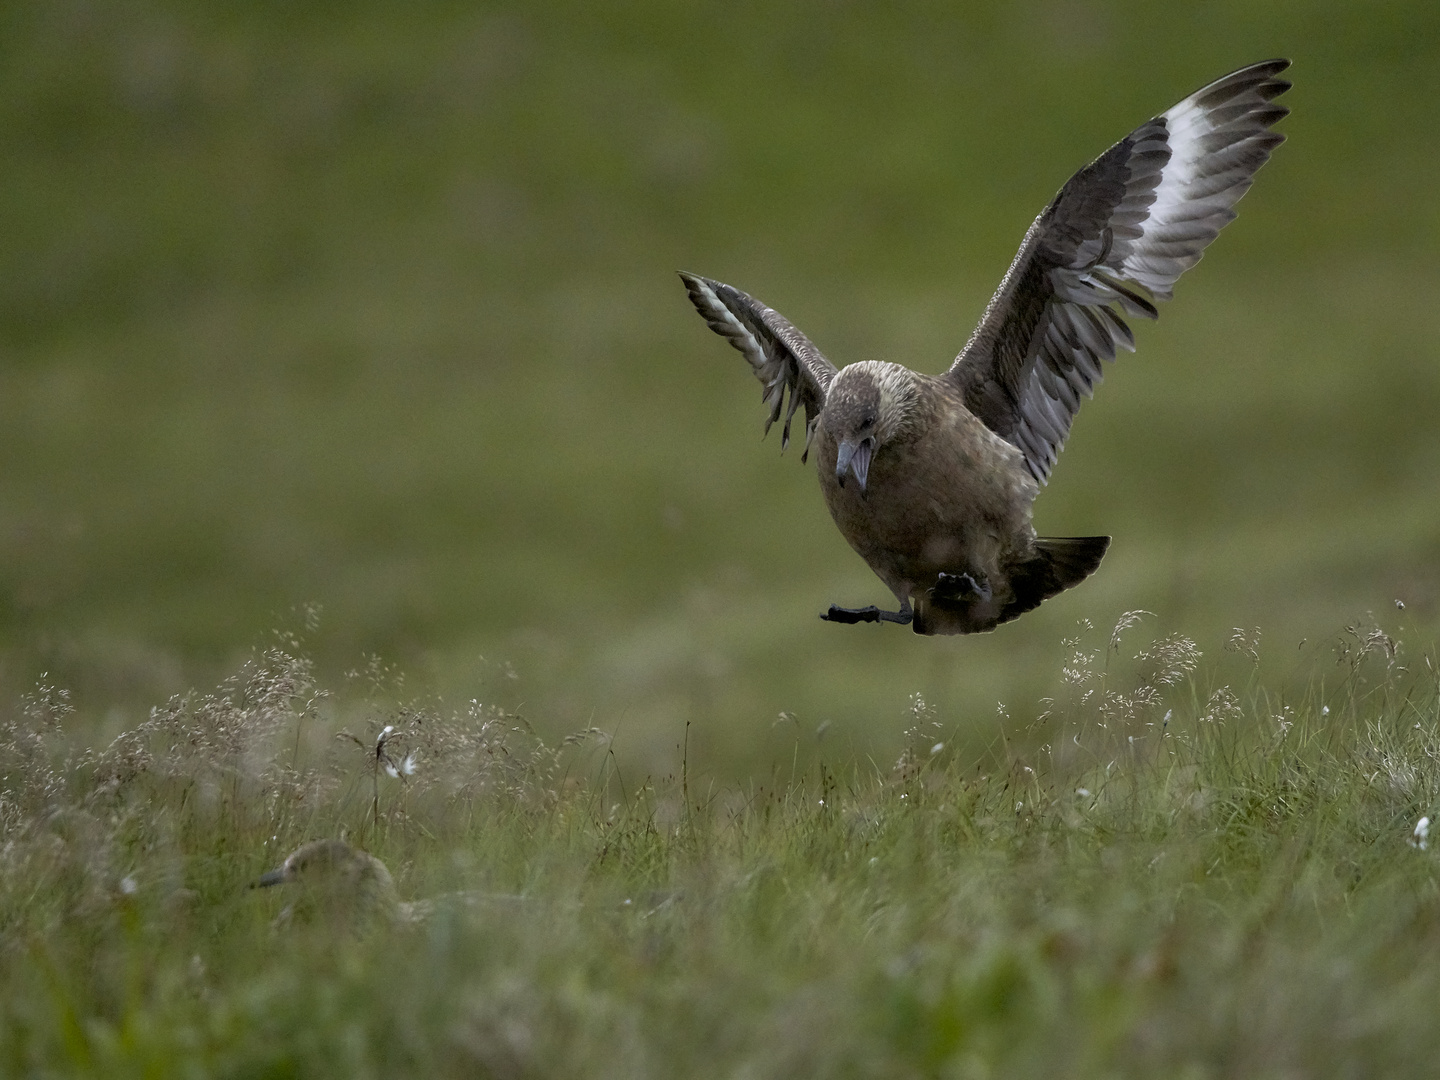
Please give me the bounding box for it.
[254,839,401,932]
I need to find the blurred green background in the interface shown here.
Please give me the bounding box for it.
[1,0,1437,777]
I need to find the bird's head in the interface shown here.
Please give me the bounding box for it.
[823,361,922,492]
[256,839,366,887]
[254,839,399,931]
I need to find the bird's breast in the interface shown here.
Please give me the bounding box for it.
[815,405,1037,580]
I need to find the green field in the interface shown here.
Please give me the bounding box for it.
[2,0,1439,1073]
[4,616,1439,1076]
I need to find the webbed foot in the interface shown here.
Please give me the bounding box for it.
[933,571,992,604]
[821,604,914,626]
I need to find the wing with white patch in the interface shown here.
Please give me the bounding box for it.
[680,271,838,459]
[948,59,1290,483]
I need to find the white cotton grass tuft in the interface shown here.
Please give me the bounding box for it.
[383,752,418,779]
[1411,816,1430,851]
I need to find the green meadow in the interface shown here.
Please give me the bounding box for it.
[2,1,1440,1074]
[6,615,1440,1076]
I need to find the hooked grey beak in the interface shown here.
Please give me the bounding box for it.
[254,869,287,888]
[835,437,874,491]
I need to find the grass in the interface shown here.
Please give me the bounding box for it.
[3,611,1439,1077]
[3,4,1440,1074]
[2,2,1439,773]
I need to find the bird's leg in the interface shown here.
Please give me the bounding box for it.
[821,599,913,626]
[932,571,992,604]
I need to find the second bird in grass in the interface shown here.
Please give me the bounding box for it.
[681,60,1290,635]
[256,838,407,931]
[255,839,531,932]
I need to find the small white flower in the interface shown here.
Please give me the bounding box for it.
[1412,816,1431,850]
[930,742,944,756]
[1322,706,1330,717]
[1076,788,1091,798]
[119,875,138,896]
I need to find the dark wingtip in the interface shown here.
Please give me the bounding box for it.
[678,271,716,318]
[1229,58,1291,81]
[678,269,713,295]
[254,869,286,888]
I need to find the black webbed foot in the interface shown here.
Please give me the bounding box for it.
[933,571,992,604]
[821,604,914,626]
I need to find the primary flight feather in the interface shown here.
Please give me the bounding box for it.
[681,60,1290,635]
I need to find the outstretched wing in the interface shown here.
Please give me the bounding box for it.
[679,272,838,460]
[948,59,1290,483]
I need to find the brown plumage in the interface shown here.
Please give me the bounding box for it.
[254,839,528,931]
[681,60,1289,634]
[255,838,406,930]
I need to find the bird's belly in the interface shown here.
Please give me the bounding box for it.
[817,424,1036,593]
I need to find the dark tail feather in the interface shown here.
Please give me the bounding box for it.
[910,536,1110,635]
[999,536,1110,624]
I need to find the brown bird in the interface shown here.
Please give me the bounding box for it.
[254,838,528,931]
[681,60,1289,634]
[255,838,406,931]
